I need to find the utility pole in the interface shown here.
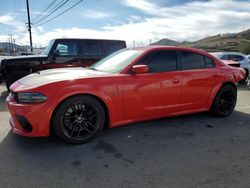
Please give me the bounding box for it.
[9,34,13,55]
[8,37,11,55]
[26,0,33,52]
[13,38,16,56]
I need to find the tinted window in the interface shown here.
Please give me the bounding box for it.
[181,51,205,70]
[229,55,244,61]
[137,50,177,73]
[55,41,78,56]
[103,41,125,56]
[83,40,102,56]
[221,55,228,60]
[204,56,214,68]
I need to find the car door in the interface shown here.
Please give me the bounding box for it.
[179,50,218,110]
[40,40,81,70]
[123,50,182,120]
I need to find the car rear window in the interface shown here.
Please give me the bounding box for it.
[137,50,177,73]
[181,51,206,70]
[229,55,245,61]
[204,56,214,68]
[103,41,125,56]
[83,40,102,56]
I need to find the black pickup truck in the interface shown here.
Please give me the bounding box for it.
[0,38,126,90]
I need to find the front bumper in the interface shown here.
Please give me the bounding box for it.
[6,94,50,137]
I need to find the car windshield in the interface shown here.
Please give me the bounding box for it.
[90,49,144,73]
[43,40,55,55]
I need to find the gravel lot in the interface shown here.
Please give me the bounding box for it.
[0,82,250,188]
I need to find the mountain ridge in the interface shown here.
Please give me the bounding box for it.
[151,28,250,54]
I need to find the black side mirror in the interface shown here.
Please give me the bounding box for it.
[53,49,60,56]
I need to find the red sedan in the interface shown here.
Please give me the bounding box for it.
[6,46,245,144]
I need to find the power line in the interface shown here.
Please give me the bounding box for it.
[34,0,83,27]
[16,29,27,40]
[33,0,69,25]
[32,0,58,22]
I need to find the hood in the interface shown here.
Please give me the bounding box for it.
[12,67,110,90]
[3,54,47,62]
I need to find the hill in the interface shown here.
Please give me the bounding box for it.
[151,38,180,46]
[152,29,250,54]
[0,42,22,49]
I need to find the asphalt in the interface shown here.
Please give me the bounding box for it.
[0,82,250,188]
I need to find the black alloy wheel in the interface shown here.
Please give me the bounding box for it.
[211,85,237,117]
[53,95,105,144]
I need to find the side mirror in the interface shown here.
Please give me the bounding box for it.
[53,49,60,56]
[131,65,148,74]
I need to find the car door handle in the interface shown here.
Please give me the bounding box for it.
[172,79,180,84]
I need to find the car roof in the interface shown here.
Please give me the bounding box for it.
[128,45,206,53]
[54,38,126,42]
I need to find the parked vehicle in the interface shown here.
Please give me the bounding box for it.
[220,60,240,68]
[6,46,245,144]
[0,38,126,90]
[210,52,250,82]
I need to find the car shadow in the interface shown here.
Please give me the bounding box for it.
[1,110,250,158]
[0,110,250,186]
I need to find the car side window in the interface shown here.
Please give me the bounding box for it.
[103,41,124,56]
[181,51,206,70]
[221,55,228,60]
[204,56,214,68]
[55,42,78,56]
[229,55,244,61]
[136,50,177,73]
[83,40,102,56]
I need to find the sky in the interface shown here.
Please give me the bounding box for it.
[0,0,250,47]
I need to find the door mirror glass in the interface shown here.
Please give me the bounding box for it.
[53,49,60,56]
[132,65,148,74]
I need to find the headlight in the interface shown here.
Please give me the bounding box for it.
[17,92,47,103]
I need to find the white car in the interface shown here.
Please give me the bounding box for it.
[210,52,250,81]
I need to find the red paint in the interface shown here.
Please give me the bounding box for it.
[6,46,245,137]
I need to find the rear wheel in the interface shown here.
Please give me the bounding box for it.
[211,84,237,117]
[53,95,105,144]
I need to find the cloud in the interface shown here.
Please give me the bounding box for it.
[0,15,13,24]
[2,0,250,48]
[123,0,159,16]
[80,10,112,19]
[0,14,26,33]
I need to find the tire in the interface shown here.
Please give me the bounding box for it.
[6,71,28,91]
[52,95,105,144]
[211,84,237,117]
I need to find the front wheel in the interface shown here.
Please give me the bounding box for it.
[52,95,105,144]
[211,85,237,117]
